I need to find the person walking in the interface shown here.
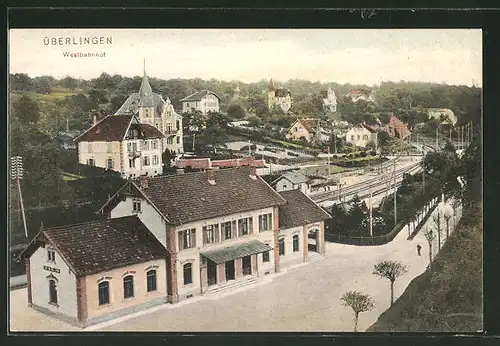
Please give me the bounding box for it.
[417,244,422,256]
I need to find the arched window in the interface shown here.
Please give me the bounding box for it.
[49,279,58,304]
[147,270,157,292]
[278,237,285,256]
[293,234,300,252]
[123,275,134,299]
[98,281,110,305]
[183,263,193,285]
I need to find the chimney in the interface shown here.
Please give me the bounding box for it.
[93,115,97,126]
[139,175,148,189]
[207,169,216,185]
[249,165,257,180]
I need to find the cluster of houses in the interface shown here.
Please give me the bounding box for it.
[285,112,412,149]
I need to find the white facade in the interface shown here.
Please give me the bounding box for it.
[78,137,164,179]
[107,192,278,301]
[323,87,337,112]
[174,207,276,300]
[182,93,220,115]
[139,98,184,154]
[110,195,167,247]
[29,245,78,320]
[275,93,292,113]
[345,126,377,148]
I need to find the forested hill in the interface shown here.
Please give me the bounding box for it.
[10,73,480,137]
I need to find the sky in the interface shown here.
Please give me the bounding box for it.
[9,29,482,86]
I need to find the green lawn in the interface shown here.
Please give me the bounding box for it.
[62,172,85,181]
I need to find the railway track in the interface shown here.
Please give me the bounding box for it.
[312,161,422,203]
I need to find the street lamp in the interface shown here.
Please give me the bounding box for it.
[11,156,28,238]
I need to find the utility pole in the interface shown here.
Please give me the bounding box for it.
[435,126,439,149]
[369,190,373,236]
[393,158,397,226]
[11,156,28,238]
[422,149,426,194]
[248,140,251,156]
[192,133,196,152]
[334,132,337,154]
[327,146,331,177]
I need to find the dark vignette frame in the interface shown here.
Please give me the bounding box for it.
[3,5,498,346]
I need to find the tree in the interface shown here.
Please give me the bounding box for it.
[11,94,40,125]
[340,291,375,332]
[347,194,368,234]
[227,103,246,120]
[432,212,443,250]
[443,213,452,238]
[60,76,78,91]
[10,73,33,91]
[32,76,52,94]
[423,227,436,271]
[162,149,177,174]
[373,260,408,306]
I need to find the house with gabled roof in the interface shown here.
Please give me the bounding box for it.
[74,114,164,178]
[272,170,312,195]
[347,88,375,103]
[286,118,330,144]
[180,90,221,115]
[20,216,167,327]
[97,166,330,304]
[385,113,411,140]
[345,123,378,148]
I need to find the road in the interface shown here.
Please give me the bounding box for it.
[10,200,462,333]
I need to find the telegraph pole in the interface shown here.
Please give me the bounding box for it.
[327,146,331,177]
[422,149,426,194]
[369,190,373,236]
[393,158,397,226]
[334,132,337,154]
[11,156,28,238]
[435,126,439,149]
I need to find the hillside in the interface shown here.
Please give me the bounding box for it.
[367,202,482,332]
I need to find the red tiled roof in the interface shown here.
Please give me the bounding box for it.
[74,115,163,142]
[129,167,287,225]
[74,115,133,142]
[21,216,166,277]
[175,157,266,169]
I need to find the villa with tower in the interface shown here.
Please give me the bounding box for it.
[74,62,184,178]
[267,79,292,113]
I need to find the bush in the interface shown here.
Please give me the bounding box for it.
[370,150,377,156]
[360,151,367,157]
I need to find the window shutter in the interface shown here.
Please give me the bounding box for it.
[268,214,273,230]
[202,227,208,244]
[178,232,184,250]
[191,229,196,248]
[232,221,237,238]
[215,224,220,242]
[248,217,253,234]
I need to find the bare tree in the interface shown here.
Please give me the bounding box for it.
[340,290,375,332]
[423,227,436,271]
[443,213,452,238]
[432,211,442,249]
[373,260,408,306]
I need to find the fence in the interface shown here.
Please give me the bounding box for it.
[324,196,440,246]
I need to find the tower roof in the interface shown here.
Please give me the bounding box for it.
[139,60,153,102]
[268,78,276,91]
